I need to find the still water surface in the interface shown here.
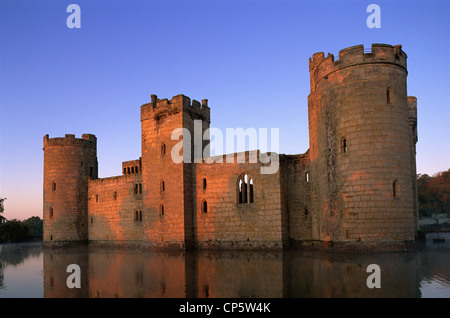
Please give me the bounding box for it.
[1,233,449,298]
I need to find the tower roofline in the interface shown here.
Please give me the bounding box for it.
[309,44,407,92]
[43,133,97,149]
[140,93,210,122]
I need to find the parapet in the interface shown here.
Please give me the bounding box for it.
[122,158,141,175]
[407,96,418,144]
[141,93,210,122]
[407,96,417,120]
[309,44,407,91]
[43,133,97,149]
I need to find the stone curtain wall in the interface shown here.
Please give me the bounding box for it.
[280,154,312,244]
[195,151,285,249]
[88,174,143,244]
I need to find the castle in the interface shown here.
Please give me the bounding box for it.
[43,44,419,250]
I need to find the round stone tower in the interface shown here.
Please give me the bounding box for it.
[43,134,98,245]
[307,44,417,249]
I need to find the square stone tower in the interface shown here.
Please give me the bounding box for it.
[140,94,210,248]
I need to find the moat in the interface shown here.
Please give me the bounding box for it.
[1,233,449,298]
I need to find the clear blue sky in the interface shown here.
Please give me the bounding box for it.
[1,0,449,220]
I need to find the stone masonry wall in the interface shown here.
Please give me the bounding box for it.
[88,174,143,243]
[280,153,312,243]
[140,94,210,248]
[307,44,417,248]
[43,134,97,245]
[194,151,285,249]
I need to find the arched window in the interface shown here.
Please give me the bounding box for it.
[113,191,117,201]
[52,182,56,192]
[201,200,208,213]
[160,204,165,216]
[237,173,254,204]
[161,143,166,155]
[161,180,165,192]
[49,207,53,218]
[203,178,207,190]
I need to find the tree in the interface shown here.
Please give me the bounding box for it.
[0,197,5,214]
[0,219,32,243]
[23,216,43,237]
[0,198,6,224]
[417,170,450,217]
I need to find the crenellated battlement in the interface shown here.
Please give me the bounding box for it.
[309,44,407,91]
[141,93,210,122]
[43,133,97,149]
[407,96,417,119]
[122,158,141,175]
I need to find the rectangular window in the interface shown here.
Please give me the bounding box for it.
[135,210,143,222]
[393,180,398,198]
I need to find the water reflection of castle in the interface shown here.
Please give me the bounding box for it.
[41,238,450,298]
